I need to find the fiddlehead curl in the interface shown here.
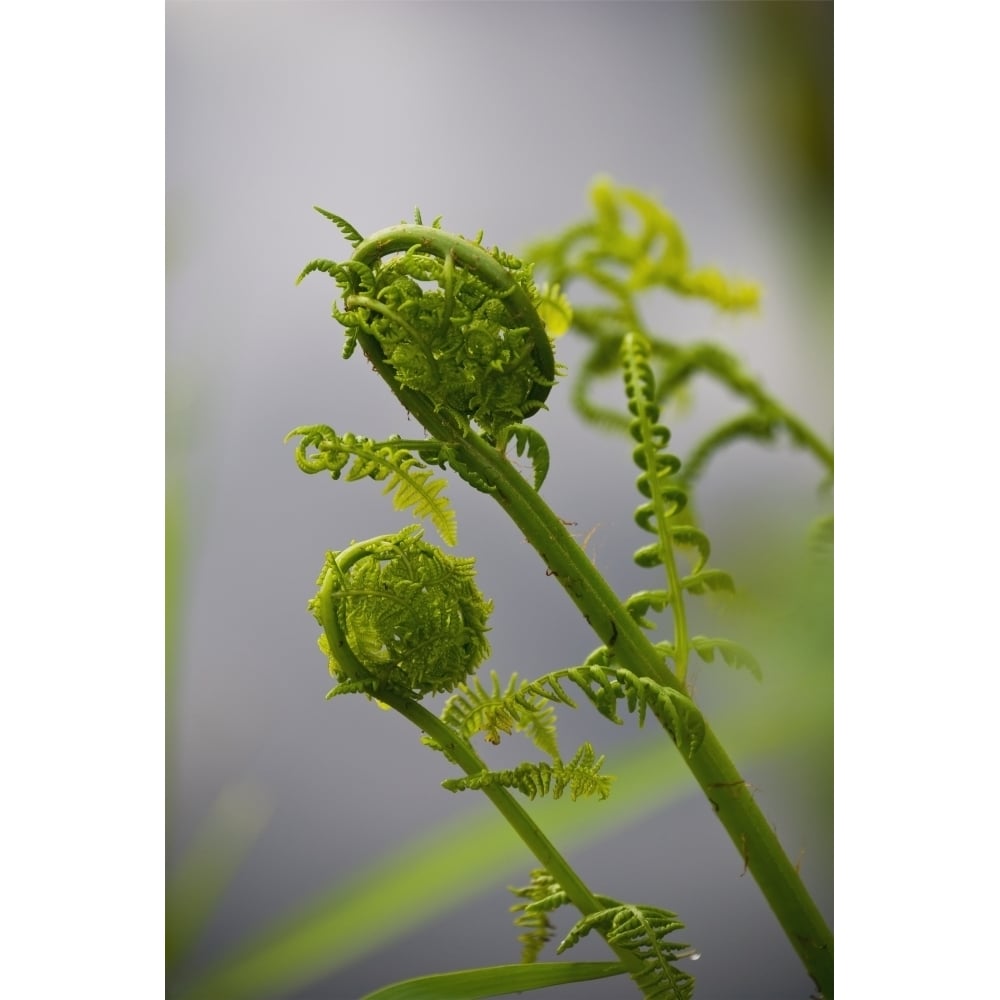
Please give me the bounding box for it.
[285,424,457,545]
[300,210,565,439]
[310,527,492,698]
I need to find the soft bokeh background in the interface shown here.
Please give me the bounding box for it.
[166,3,832,998]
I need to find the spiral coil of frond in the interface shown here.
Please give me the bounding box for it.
[286,424,458,545]
[310,528,492,698]
[298,209,565,439]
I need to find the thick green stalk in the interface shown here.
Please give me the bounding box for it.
[462,431,833,996]
[349,346,832,995]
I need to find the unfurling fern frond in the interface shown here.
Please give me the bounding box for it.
[619,331,755,688]
[441,743,612,801]
[559,903,695,1000]
[310,528,492,698]
[285,425,457,546]
[508,869,571,963]
[528,666,704,758]
[300,214,558,437]
[439,671,560,759]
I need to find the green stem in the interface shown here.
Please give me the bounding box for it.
[355,370,832,993]
[345,233,832,996]
[462,432,834,997]
[375,690,647,982]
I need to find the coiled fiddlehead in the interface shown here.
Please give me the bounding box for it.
[310,527,492,698]
[298,209,562,440]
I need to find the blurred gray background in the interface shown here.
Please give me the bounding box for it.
[166,3,832,998]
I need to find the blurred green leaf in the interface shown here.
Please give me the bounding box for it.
[166,782,273,970]
[360,961,627,1000]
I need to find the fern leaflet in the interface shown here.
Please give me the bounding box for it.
[285,425,458,546]
[312,206,365,248]
[439,671,560,759]
[506,424,551,491]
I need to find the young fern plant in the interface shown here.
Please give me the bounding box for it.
[289,194,833,999]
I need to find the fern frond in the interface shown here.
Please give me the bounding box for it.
[285,425,457,546]
[508,869,571,963]
[439,672,517,745]
[441,743,612,801]
[295,257,347,285]
[312,206,365,248]
[559,903,694,1000]
[691,637,762,681]
[527,666,704,757]
[439,672,562,758]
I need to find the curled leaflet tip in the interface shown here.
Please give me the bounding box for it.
[676,947,701,961]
